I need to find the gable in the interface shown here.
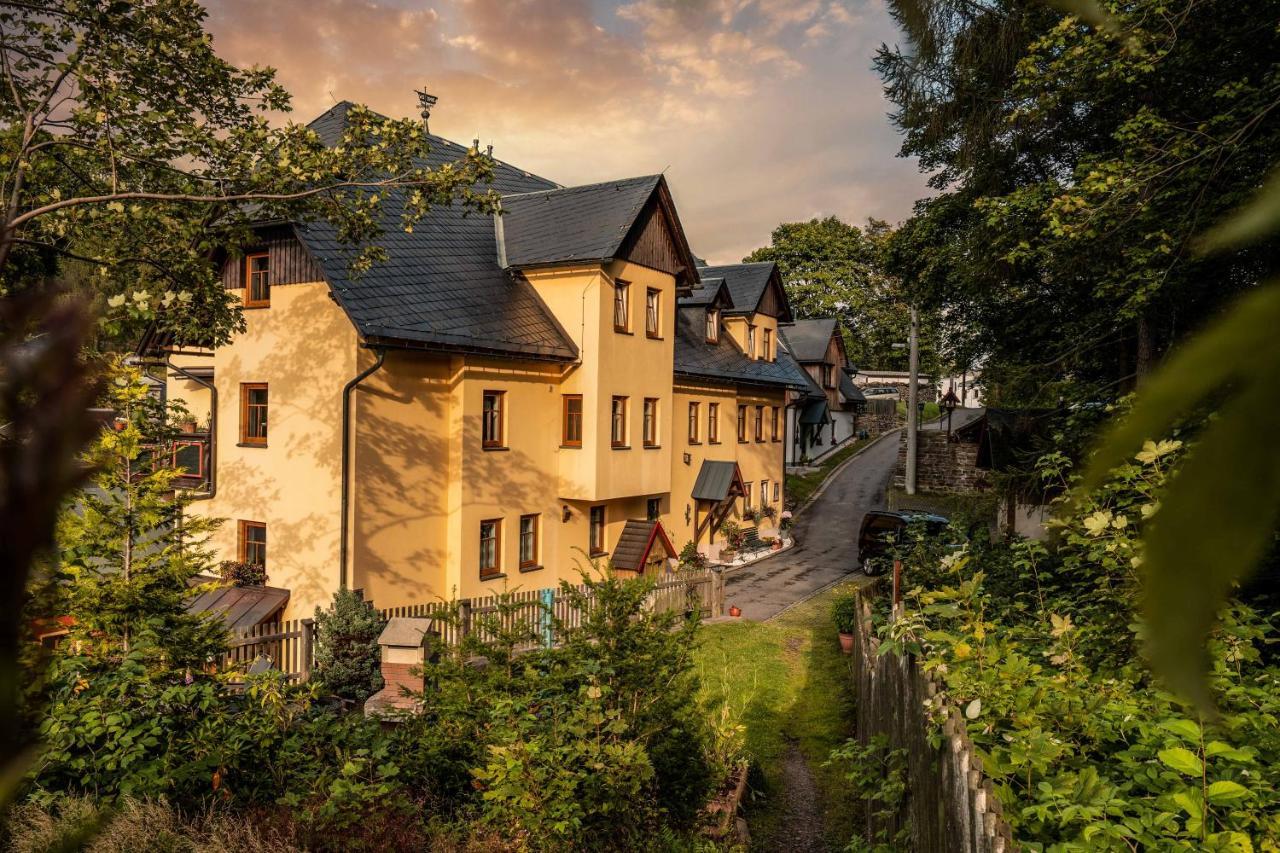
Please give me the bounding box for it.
[754,268,793,322]
[617,180,699,290]
[219,224,324,290]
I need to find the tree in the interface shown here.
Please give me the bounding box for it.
[0,0,499,348]
[313,588,384,704]
[877,0,1280,406]
[745,216,942,374]
[54,361,226,667]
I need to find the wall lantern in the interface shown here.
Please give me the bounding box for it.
[683,452,692,465]
[562,505,572,523]
[685,504,692,525]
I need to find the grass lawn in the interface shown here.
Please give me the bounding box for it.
[695,584,863,850]
[785,437,868,509]
[896,399,942,423]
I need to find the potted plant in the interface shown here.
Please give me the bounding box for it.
[832,592,858,654]
[719,521,742,560]
[678,540,708,572]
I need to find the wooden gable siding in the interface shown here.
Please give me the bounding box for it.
[756,275,787,319]
[620,197,684,280]
[221,225,324,289]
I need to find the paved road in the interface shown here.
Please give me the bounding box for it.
[724,432,900,620]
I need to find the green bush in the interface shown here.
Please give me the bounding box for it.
[312,588,384,703]
[831,593,858,634]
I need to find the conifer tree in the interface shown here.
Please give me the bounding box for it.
[313,588,384,703]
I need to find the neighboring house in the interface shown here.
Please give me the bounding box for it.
[146,101,807,620]
[778,319,866,464]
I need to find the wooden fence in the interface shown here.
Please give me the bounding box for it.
[849,584,1016,852]
[224,568,722,679]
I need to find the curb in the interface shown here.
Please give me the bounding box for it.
[792,428,902,521]
[765,571,874,623]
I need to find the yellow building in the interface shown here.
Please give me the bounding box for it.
[153,102,808,621]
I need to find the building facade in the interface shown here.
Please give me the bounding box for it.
[154,102,807,622]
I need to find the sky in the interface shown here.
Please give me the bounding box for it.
[203,0,929,264]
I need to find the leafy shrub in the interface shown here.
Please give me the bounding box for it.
[831,593,858,635]
[880,440,1280,849]
[828,734,909,852]
[678,540,708,571]
[719,521,744,550]
[312,588,384,703]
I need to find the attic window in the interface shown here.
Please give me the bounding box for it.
[244,252,270,308]
[705,309,719,343]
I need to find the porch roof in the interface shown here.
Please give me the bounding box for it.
[691,460,745,502]
[187,583,289,631]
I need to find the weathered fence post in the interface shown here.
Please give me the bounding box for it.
[710,568,725,618]
[459,599,473,640]
[300,618,314,682]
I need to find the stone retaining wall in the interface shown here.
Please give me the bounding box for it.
[849,586,1016,851]
[893,430,986,492]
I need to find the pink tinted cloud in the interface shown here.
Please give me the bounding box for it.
[203,0,927,262]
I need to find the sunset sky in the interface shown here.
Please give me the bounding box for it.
[203,0,928,264]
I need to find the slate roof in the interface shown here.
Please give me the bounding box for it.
[187,584,290,631]
[294,102,578,361]
[680,276,730,307]
[673,306,809,390]
[780,319,838,363]
[500,175,662,268]
[838,370,866,407]
[610,519,675,571]
[695,262,776,316]
[691,460,744,502]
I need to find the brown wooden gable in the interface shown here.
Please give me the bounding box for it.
[824,327,849,369]
[617,179,700,290]
[220,224,325,290]
[754,267,794,322]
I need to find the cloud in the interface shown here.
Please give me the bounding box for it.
[202,0,928,262]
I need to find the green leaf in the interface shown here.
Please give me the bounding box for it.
[1205,742,1254,763]
[1205,780,1251,805]
[1161,719,1201,743]
[1172,790,1203,820]
[1141,372,1280,708]
[1158,747,1203,777]
[1198,166,1280,253]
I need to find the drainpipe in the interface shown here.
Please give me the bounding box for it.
[166,358,217,501]
[339,347,386,590]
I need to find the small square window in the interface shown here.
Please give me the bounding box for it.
[647,498,661,522]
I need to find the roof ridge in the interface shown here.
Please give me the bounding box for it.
[500,173,660,202]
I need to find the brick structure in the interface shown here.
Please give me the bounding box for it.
[364,616,435,716]
[859,398,901,438]
[894,430,987,493]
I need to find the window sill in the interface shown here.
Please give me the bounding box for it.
[519,564,544,574]
[614,328,633,336]
[643,444,661,450]
[589,551,609,559]
[646,334,663,341]
[709,440,721,445]
[479,572,507,582]
[688,440,702,445]
[611,444,631,450]
[482,445,509,452]
[560,443,583,449]
[237,442,268,448]
[242,304,270,310]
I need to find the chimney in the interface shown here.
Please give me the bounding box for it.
[415,87,438,133]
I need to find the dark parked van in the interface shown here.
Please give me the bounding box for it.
[857,510,951,575]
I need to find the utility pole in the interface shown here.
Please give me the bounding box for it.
[905,306,919,495]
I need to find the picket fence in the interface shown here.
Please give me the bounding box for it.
[224,568,723,681]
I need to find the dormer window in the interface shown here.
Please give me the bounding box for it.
[705,309,719,343]
[762,328,773,361]
[747,324,757,358]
